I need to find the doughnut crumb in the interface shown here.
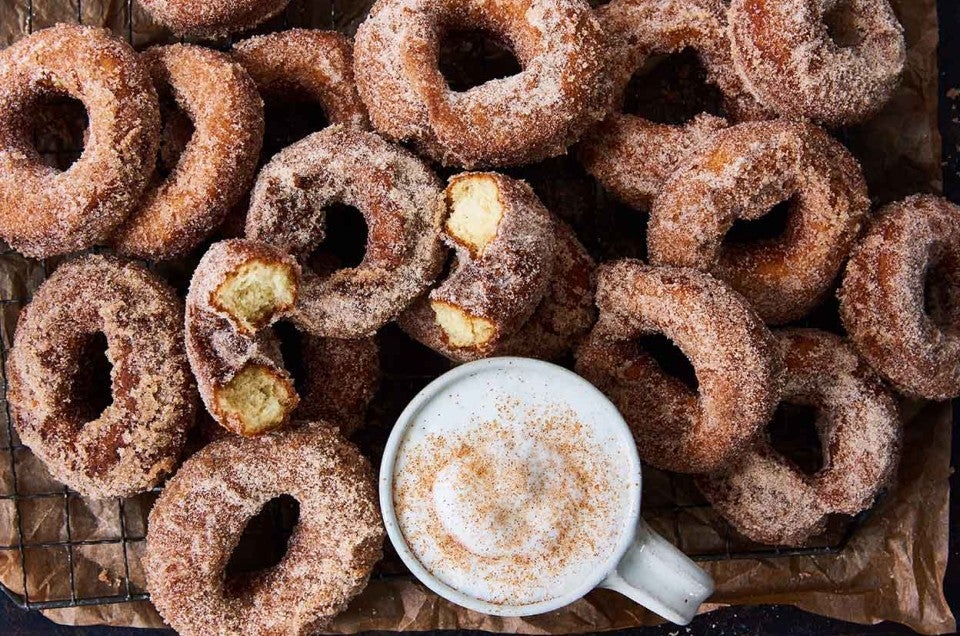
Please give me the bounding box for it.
[432,300,497,348]
[215,364,298,436]
[445,175,504,256]
[212,259,298,334]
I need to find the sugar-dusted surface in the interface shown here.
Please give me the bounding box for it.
[649,119,870,325]
[139,0,291,38]
[146,425,384,636]
[839,194,960,400]
[5,254,196,499]
[111,44,264,260]
[0,25,159,257]
[697,329,902,546]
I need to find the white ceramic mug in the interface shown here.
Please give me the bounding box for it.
[379,357,714,625]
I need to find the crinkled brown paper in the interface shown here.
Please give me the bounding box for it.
[0,0,953,634]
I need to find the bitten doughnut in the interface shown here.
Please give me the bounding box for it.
[839,195,960,400]
[146,426,384,636]
[111,44,264,260]
[6,255,195,498]
[575,260,780,474]
[649,120,870,324]
[698,329,901,545]
[186,240,302,437]
[140,0,291,39]
[729,0,905,126]
[354,0,608,168]
[0,25,159,257]
[246,126,445,338]
[399,172,555,359]
[578,0,770,209]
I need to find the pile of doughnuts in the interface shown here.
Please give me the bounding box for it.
[0,0,952,630]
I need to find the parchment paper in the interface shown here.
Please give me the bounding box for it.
[0,0,952,634]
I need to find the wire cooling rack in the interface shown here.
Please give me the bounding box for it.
[0,0,871,612]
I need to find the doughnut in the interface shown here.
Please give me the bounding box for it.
[139,0,291,39]
[186,239,302,437]
[697,329,901,545]
[353,0,609,168]
[146,426,384,636]
[728,0,905,126]
[839,195,960,400]
[110,44,264,261]
[575,260,780,474]
[648,119,870,324]
[577,0,772,210]
[0,25,159,258]
[398,172,556,359]
[246,126,445,339]
[5,255,195,498]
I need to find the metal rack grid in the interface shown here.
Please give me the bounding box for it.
[0,0,870,613]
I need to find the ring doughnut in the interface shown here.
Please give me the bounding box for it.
[353,0,608,168]
[839,195,960,400]
[246,126,445,338]
[146,426,384,636]
[6,255,195,498]
[398,172,556,359]
[0,25,159,257]
[648,119,870,324]
[575,260,780,474]
[110,44,264,260]
[578,0,771,209]
[728,0,905,126]
[140,0,291,39]
[697,329,901,545]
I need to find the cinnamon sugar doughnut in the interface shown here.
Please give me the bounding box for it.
[246,126,445,338]
[729,0,905,126]
[649,120,870,324]
[353,0,608,168]
[578,0,771,209]
[6,255,195,498]
[399,172,556,359]
[146,426,384,636]
[110,44,264,260]
[575,260,780,474]
[839,195,960,400]
[140,0,291,39]
[697,329,901,545]
[0,25,159,258]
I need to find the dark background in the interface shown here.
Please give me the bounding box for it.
[2,0,959,634]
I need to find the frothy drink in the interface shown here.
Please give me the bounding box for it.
[392,369,635,607]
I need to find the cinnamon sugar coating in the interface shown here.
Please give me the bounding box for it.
[246,126,445,338]
[575,260,780,474]
[729,0,905,126]
[0,25,159,258]
[110,44,264,260]
[353,0,609,168]
[140,0,291,39]
[146,425,384,636]
[839,195,960,400]
[697,329,902,546]
[6,255,195,498]
[295,335,379,436]
[649,119,870,324]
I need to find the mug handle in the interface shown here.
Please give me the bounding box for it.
[599,518,715,625]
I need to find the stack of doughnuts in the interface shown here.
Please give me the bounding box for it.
[0,0,950,630]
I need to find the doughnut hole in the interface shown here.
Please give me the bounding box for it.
[262,94,330,160]
[215,364,298,436]
[320,204,369,269]
[157,106,194,179]
[212,259,298,334]
[274,321,310,395]
[225,493,300,593]
[767,403,824,475]
[445,174,504,257]
[823,1,865,48]
[622,49,726,125]
[636,333,698,391]
[438,29,522,92]
[28,94,89,171]
[724,197,795,245]
[924,243,960,335]
[71,332,114,422]
[431,300,496,349]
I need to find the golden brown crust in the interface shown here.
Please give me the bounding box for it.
[140,0,291,39]
[839,195,960,400]
[0,25,160,258]
[575,260,780,474]
[110,44,264,260]
[146,426,384,636]
[649,119,870,324]
[6,255,195,498]
[697,329,902,545]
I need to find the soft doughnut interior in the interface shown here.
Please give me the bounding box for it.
[214,260,298,333]
[216,364,297,436]
[431,300,496,348]
[445,175,504,256]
